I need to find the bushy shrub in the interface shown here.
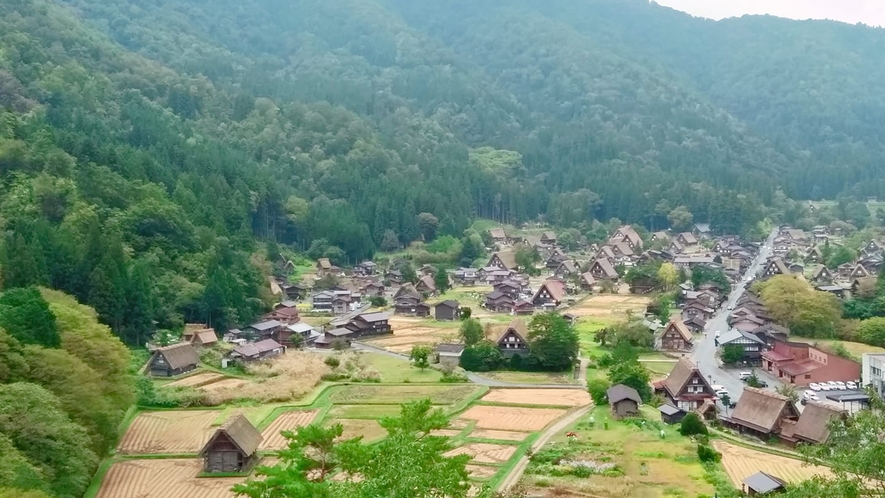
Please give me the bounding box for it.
[697,444,721,463]
[587,378,611,405]
[679,412,708,436]
[324,356,340,368]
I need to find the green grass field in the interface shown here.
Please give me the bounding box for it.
[521,406,715,497]
[360,352,443,383]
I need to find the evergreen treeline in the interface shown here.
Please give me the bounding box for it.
[1,0,884,338]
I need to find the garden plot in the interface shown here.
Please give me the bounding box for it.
[445,443,518,464]
[481,388,590,407]
[714,441,832,487]
[96,459,241,498]
[118,410,220,454]
[470,429,528,441]
[163,372,225,388]
[466,464,499,479]
[568,294,650,318]
[260,410,319,450]
[332,419,387,443]
[366,317,458,353]
[459,406,566,431]
[328,385,479,405]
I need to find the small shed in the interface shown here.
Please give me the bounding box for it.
[149,343,200,377]
[435,343,466,367]
[607,384,641,418]
[658,403,686,425]
[415,302,432,318]
[742,471,786,496]
[434,300,461,321]
[200,414,263,473]
[231,339,285,362]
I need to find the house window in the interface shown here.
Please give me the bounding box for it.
[805,374,811,379]
[873,366,883,377]
[157,357,165,364]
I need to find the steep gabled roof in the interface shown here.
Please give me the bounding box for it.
[497,318,529,345]
[154,343,199,370]
[607,384,641,404]
[200,414,263,457]
[730,387,798,434]
[489,228,507,239]
[394,283,421,300]
[490,251,518,270]
[534,280,566,303]
[663,319,692,343]
[793,402,844,443]
[663,358,706,397]
[591,258,618,278]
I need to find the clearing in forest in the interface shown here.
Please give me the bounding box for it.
[714,441,832,487]
[117,410,220,454]
[96,459,241,498]
[459,405,566,431]
[259,410,319,450]
[481,388,590,407]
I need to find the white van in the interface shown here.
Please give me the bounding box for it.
[711,385,729,397]
[738,372,752,380]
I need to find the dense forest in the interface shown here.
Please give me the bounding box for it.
[1,0,884,340]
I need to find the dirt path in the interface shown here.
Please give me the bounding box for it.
[495,404,594,492]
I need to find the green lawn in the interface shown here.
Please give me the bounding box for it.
[641,361,678,377]
[521,406,715,497]
[360,352,443,383]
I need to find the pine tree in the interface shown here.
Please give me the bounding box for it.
[124,261,155,345]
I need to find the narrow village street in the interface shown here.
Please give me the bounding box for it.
[691,229,780,403]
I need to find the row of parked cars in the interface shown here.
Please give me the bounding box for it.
[808,380,858,391]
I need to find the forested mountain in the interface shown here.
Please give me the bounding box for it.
[1,0,884,341]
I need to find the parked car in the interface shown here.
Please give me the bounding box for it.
[819,383,831,391]
[808,382,822,391]
[846,381,858,390]
[738,372,752,380]
[827,381,840,390]
[803,390,820,401]
[834,381,847,390]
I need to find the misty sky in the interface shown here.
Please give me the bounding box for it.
[653,0,885,27]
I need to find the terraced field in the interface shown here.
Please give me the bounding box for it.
[459,406,567,431]
[118,411,220,454]
[715,441,832,487]
[481,388,590,407]
[96,459,241,498]
[260,410,319,450]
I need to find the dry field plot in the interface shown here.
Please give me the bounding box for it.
[96,459,241,498]
[481,388,590,407]
[569,295,650,319]
[470,429,528,441]
[715,441,832,487]
[466,464,499,478]
[328,385,479,405]
[333,419,387,443]
[459,406,567,431]
[368,317,457,353]
[260,410,319,450]
[163,373,225,388]
[445,443,518,464]
[200,378,251,391]
[118,411,220,454]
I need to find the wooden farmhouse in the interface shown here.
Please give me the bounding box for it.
[496,318,529,356]
[607,384,641,419]
[660,319,693,351]
[149,343,200,377]
[200,414,263,473]
[434,300,460,321]
[656,358,717,412]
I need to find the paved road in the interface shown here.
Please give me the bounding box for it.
[691,229,781,404]
[351,341,586,389]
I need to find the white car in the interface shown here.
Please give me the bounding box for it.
[738,371,752,380]
[834,381,847,390]
[827,381,840,390]
[808,382,822,391]
[819,383,831,391]
[803,391,820,401]
[846,381,858,390]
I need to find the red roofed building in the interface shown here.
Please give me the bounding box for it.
[761,340,860,386]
